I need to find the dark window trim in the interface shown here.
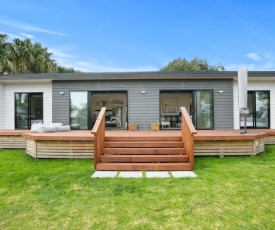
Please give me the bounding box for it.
[193,90,214,130]
[240,90,270,129]
[14,92,44,129]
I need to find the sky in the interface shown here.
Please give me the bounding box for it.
[1,0,275,72]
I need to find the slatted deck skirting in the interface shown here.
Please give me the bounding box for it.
[194,139,265,156]
[26,139,94,158]
[194,130,267,156]
[262,130,275,145]
[23,131,94,159]
[1,129,275,158]
[0,130,28,149]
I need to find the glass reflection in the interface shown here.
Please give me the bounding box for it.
[255,91,269,128]
[70,92,88,129]
[196,91,213,129]
[15,93,28,129]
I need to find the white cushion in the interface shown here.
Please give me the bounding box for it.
[31,123,71,133]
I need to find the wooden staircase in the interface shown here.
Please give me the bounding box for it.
[96,135,192,171]
[92,107,196,171]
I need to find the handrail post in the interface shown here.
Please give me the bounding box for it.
[91,107,106,170]
[180,107,197,169]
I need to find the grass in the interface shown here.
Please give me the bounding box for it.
[0,148,274,230]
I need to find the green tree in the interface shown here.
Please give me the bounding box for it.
[9,38,58,73]
[0,33,78,74]
[57,66,80,73]
[0,34,14,74]
[161,57,225,71]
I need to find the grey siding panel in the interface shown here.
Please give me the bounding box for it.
[52,79,233,130]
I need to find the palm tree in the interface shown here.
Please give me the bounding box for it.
[9,38,57,73]
[1,33,74,74]
[0,33,14,74]
[31,43,57,73]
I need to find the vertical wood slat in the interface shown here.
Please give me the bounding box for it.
[33,139,37,158]
[181,107,197,169]
[26,139,37,158]
[91,107,106,169]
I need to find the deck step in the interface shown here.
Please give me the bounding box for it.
[104,141,184,148]
[105,136,181,142]
[99,154,188,163]
[98,134,191,171]
[102,147,186,155]
[96,162,192,171]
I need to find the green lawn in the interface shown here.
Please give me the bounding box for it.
[0,147,274,230]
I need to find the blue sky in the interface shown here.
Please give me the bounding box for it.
[1,0,275,72]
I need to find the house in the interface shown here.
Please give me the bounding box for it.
[0,70,274,131]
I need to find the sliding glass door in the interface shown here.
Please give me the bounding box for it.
[15,93,43,129]
[69,91,128,130]
[159,90,213,130]
[241,91,270,128]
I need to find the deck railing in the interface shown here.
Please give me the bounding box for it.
[180,107,197,169]
[91,107,106,169]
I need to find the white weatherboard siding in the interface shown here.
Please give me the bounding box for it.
[234,80,275,129]
[0,83,3,129]
[3,82,52,129]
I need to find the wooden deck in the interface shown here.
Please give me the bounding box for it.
[1,129,275,158]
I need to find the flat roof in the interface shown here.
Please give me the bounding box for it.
[0,71,275,83]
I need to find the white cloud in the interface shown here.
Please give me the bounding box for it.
[226,52,275,71]
[55,58,158,72]
[69,61,158,72]
[225,62,275,71]
[0,18,65,36]
[262,62,275,70]
[225,63,256,71]
[48,45,158,72]
[50,48,77,59]
[21,33,34,39]
[245,53,261,61]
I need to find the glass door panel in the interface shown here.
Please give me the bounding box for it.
[255,91,269,128]
[159,91,192,130]
[70,91,88,130]
[15,93,29,129]
[30,94,43,126]
[90,92,128,130]
[195,90,214,129]
[240,91,270,129]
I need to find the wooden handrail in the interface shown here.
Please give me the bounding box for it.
[180,107,197,169]
[91,107,106,170]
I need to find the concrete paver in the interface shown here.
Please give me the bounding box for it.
[91,171,117,178]
[91,171,197,178]
[171,171,197,178]
[119,171,143,178]
[146,171,170,178]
